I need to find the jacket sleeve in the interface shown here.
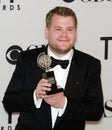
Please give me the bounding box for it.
[2,53,37,113]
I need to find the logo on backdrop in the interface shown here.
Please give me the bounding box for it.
[6,45,44,65]
[63,0,75,2]
[100,37,112,60]
[104,99,112,118]
[63,0,112,3]
[6,45,23,65]
[0,0,21,11]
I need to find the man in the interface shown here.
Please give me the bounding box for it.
[2,6,104,130]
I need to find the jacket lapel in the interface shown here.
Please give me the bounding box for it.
[65,49,81,94]
[29,46,52,128]
[54,48,84,128]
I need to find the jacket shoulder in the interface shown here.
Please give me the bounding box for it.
[18,45,46,61]
[75,49,100,62]
[74,49,101,68]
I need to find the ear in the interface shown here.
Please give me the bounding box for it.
[45,27,49,39]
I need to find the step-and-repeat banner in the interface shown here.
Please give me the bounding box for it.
[0,0,112,130]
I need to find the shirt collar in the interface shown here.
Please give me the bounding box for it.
[47,46,74,62]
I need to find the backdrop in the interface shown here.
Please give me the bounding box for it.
[0,0,112,130]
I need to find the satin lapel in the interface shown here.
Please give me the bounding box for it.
[30,46,48,87]
[54,49,83,128]
[29,46,52,128]
[64,49,81,94]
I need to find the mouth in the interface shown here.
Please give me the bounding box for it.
[58,39,70,43]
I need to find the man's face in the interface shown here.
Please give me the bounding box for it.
[45,14,77,57]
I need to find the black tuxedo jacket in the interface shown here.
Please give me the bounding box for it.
[2,46,104,130]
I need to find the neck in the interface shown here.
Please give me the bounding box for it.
[48,46,70,58]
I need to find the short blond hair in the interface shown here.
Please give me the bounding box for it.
[46,6,77,28]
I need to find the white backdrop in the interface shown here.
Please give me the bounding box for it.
[0,0,112,130]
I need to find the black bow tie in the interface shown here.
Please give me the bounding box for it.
[50,57,69,69]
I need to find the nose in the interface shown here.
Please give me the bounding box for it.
[61,29,67,37]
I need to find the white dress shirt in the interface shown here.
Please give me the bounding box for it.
[34,46,73,128]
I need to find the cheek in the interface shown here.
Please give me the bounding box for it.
[50,32,59,39]
[70,34,77,41]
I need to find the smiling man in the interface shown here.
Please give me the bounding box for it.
[2,6,104,130]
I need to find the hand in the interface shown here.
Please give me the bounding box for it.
[35,78,51,99]
[44,88,66,108]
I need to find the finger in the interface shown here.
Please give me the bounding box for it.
[42,86,51,92]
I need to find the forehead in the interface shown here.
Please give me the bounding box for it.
[51,14,75,26]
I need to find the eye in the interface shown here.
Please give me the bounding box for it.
[68,29,72,31]
[67,28,74,31]
[55,28,61,31]
[54,27,61,31]
[6,45,23,65]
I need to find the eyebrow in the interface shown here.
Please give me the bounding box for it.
[53,26,75,28]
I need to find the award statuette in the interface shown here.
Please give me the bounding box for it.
[37,52,63,95]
